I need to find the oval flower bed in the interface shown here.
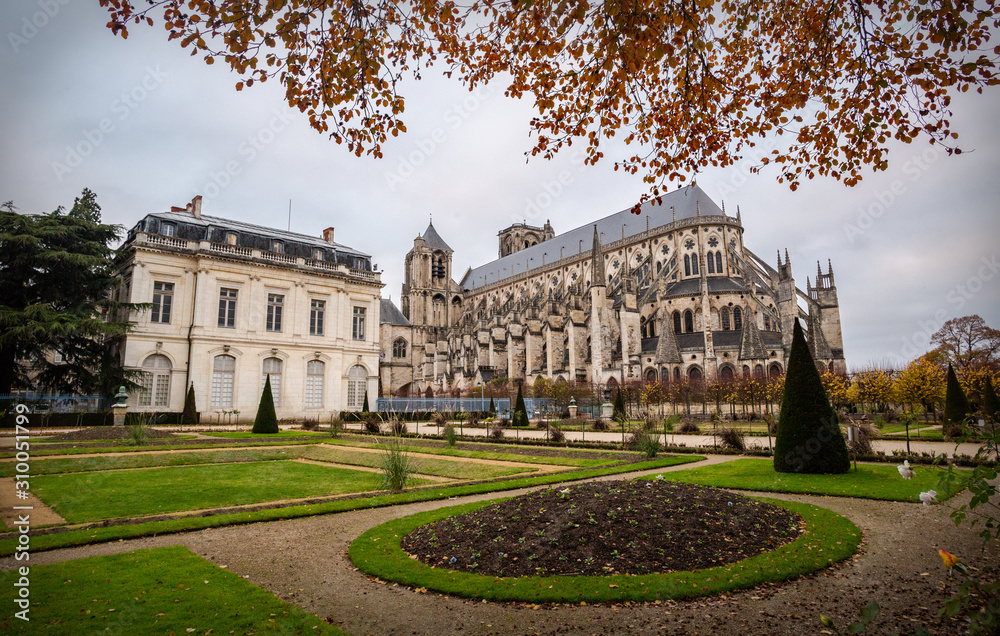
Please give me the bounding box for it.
[349,480,861,604]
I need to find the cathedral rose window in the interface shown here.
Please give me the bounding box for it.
[708,237,719,247]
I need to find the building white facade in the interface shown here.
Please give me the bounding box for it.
[116,196,382,420]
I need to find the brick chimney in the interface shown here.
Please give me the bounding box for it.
[322,227,335,244]
[190,195,202,219]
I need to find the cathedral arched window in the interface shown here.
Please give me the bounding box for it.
[432,294,446,327]
[721,307,730,331]
[691,255,699,275]
[673,311,682,334]
[673,367,681,381]
[707,251,716,274]
[719,365,735,382]
[733,307,743,330]
[764,315,771,331]
[392,338,407,358]
[684,310,694,333]
[715,252,723,273]
[754,364,764,379]
[684,254,691,276]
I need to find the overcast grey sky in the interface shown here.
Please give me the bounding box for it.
[2,1,998,370]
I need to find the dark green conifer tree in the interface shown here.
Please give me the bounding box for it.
[982,376,999,423]
[612,388,627,422]
[513,384,529,428]
[488,396,496,414]
[252,375,278,434]
[773,320,850,474]
[943,363,972,435]
[181,383,198,425]
[362,391,370,413]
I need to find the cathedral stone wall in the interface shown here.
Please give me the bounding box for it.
[380,185,846,395]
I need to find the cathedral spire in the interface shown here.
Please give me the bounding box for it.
[736,205,742,223]
[654,312,683,365]
[591,225,606,286]
[738,306,768,361]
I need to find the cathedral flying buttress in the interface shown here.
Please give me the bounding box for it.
[379,185,846,397]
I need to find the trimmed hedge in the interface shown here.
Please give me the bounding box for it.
[1,411,185,429]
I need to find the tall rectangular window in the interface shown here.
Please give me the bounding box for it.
[161,222,176,237]
[151,282,173,323]
[266,294,284,332]
[310,300,325,336]
[305,360,324,408]
[218,288,237,328]
[352,306,366,340]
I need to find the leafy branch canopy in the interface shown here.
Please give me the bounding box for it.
[101,0,1000,199]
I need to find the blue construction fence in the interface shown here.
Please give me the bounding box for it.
[1,393,109,413]
[376,397,555,416]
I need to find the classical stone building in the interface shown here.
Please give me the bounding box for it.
[379,185,844,396]
[116,196,382,419]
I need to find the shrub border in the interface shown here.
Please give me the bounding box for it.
[349,496,861,604]
[0,455,702,557]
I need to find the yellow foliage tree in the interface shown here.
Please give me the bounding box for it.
[893,356,945,417]
[854,369,896,413]
[820,371,852,411]
[101,1,1000,197]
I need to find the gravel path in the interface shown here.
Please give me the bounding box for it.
[4,456,996,636]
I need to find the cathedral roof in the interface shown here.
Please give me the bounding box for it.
[379,299,411,326]
[421,221,453,252]
[463,184,727,291]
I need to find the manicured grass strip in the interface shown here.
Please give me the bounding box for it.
[325,438,612,467]
[349,496,860,603]
[654,457,967,502]
[32,461,425,523]
[200,430,330,438]
[0,455,703,556]
[0,545,344,635]
[299,446,533,480]
[0,438,321,459]
[0,447,308,478]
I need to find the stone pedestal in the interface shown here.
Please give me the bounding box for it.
[113,405,127,427]
[568,404,578,418]
[600,401,613,419]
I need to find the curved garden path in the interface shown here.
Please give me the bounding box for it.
[3,455,996,636]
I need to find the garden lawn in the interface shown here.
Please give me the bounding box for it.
[200,430,329,438]
[328,438,612,467]
[655,457,966,502]
[299,445,534,479]
[0,447,307,478]
[0,545,343,635]
[31,460,423,523]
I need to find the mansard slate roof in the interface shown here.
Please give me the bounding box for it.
[380,299,411,326]
[421,221,453,252]
[463,184,728,290]
[138,210,371,259]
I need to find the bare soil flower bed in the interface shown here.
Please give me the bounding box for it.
[402,480,802,577]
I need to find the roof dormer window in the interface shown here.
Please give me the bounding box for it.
[271,240,284,253]
[161,221,176,237]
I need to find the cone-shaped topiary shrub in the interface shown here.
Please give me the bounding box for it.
[362,391,370,413]
[773,320,850,474]
[252,375,279,434]
[983,376,1000,423]
[513,384,529,428]
[612,389,627,423]
[181,383,199,425]
[488,396,496,414]
[943,363,972,436]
